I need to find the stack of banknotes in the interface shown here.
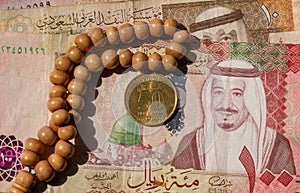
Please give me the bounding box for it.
[0,0,300,192]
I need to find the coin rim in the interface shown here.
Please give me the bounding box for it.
[124,73,178,126]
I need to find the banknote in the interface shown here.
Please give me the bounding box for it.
[161,0,296,43]
[0,0,127,10]
[0,32,69,192]
[0,1,134,34]
[269,31,300,44]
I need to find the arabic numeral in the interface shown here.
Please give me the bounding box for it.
[35,48,39,54]
[29,47,34,54]
[40,2,44,7]
[41,48,45,55]
[33,3,38,8]
[24,47,27,54]
[18,47,22,54]
[46,1,51,7]
[26,5,31,9]
[12,47,16,54]
[1,46,5,53]
[6,46,10,53]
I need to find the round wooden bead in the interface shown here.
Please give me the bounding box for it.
[34,160,55,182]
[173,30,189,43]
[66,46,84,63]
[9,184,27,193]
[101,49,119,69]
[48,153,67,172]
[162,54,178,72]
[164,18,178,36]
[49,85,68,98]
[75,33,93,53]
[66,94,85,110]
[149,18,164,37]
[84,53,102,72]
[89,27,107,47]
[106,26,120,45]
[119,49,132,68]
[55,140,75,159]
[74,65,91,81]
[49,70,70,86]
[132,52,148,71]
[69,109,81,124]
[119,23,135,43]
[24,138,44,154]
[148,52,162,71]
[67,78,87,95]
[165,41,187,60]
[14,170,35,189]
[58,125,77,140]
[55,55,72,72]
[37,126,57,145]
[47,97,67,112]
[20,150,39,166]
[51,109,70,126]
[134,21,150,40]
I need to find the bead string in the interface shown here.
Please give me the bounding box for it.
[8,18,191,193]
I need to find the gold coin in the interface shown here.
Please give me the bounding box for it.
[125,73,178,126]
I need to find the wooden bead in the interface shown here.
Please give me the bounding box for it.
[9,184,27,193]
[47,97,67,112]
[75,33,93,53]
[106,26,119,45]
[148,52,162,71]
[66,94,85,110]
[164,18,178,36]
[55,55,72,72]
[69,109,81,124]
[49,85,68,98]
[12,182,28,192]
[89,27,107,47]
[132,52,148,71]
[173,30,189,43]
[24,138,44,154]
[165,41,187,60]
[67,78,87,95]
[101,49,119,69]
[51,109,70,126]
[162,54,178,72]
[34,160,55,182]
[20,150,39,166]
[74,65,91,81]
[37,126,57,145]
[55,140,75,159]
[119,23,135,43]
[85,53,102,72]
[66,46,84,63]
[14,170,35,189]
[48,153,67,172]
[49,70,70,86]
[58,125,77,140]
[119,49,132,68]
[149,18,164,37]
[163,53,178,70]
[134,21,150,40]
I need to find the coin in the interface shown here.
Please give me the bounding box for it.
[125,73,178,126]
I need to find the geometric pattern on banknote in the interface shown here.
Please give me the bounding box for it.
[5,15,34,33]
[259,170,276,186]
[277,171,294,187]
[86,189,125,193]
[201,41,229,64]
[287,44,300,73]
[230,42,288,133]
[229,42,288,72]
[238,146,255,193]
[0,135,24,182]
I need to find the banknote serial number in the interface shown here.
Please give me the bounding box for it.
[7,1,51,9]
[1,46,46,55]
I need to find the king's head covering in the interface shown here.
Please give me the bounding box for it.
[190,7,248,42]
[198,59,276,173]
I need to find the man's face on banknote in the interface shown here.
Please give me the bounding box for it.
[202,28,238,42]
[211,77,249,131]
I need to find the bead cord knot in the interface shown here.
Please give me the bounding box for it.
[9,18,192,193]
